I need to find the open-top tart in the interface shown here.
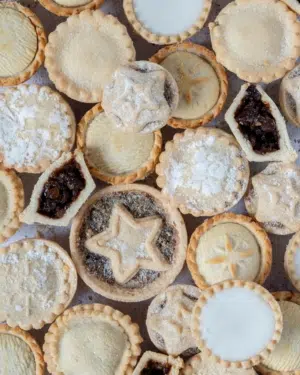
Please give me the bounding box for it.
[44,304,143,375]
[133,351,183,375]
[225,84,297,162]
[70,184,187,302]
[39,0,104,17]
[280,63,300,127]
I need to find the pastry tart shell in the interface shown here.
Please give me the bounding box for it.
[38,0,104,17]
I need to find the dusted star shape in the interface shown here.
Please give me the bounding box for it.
[85,204,170,284]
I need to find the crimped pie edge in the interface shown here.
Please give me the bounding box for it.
[0,324,45,375]
[45,10,136,103]
[70,184,188,302]
[209,0,300,83]
[0,2,47,87]
[38,0,104,17]
[1,238,78,330]
[150,42,228,129]
[155,128,250,217]
[123,0,212,45]
[0,167,24,243]
[132,351,184,375]
[285,233,300,292]
[43,303,143,375]
[191,280,283,369]
[186,213,272,289]
[76,104,163,184]
[255,291,300,375]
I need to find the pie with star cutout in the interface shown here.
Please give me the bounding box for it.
[187,213,272,289]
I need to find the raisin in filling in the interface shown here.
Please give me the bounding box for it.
[141,361,171,375]
[234,85,280,154]
[38,159,86,219]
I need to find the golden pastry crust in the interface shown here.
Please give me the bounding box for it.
[43,303,143,375]
[285,233,300,293]
[38,0,104,17]
[0,324,45,375]
[123,0,212,45]
[187,213,272,289]
[0,2,46,87]
[191,280,283,369]
[150,42,228,129]
[255,291,300,375]
[76,104,162,184]
[133,351,184,375]
[0,167,24,243]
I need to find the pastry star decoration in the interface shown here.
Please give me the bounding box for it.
[85,204,170,284]
[206,234,254,278]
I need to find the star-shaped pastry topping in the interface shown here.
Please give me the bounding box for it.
[206,235,254,278]
[85,204,170,284]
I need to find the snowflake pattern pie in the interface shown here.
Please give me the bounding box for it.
[0,238,78,330]
[70,184,187,302]
[156,128,249,217]
[245,163,300,235]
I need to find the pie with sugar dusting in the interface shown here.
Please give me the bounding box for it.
[39,0,104,17]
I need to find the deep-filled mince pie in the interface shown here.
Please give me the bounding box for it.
[133,351,183,375]
[20,151,95,227]
[225,84,297,162]
[39,0,104,17]
[102,61,179,134]
[70,184,187,302]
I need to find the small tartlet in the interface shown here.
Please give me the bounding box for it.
[77,104,162,184]
[285,232,300,292]
[150,42,228,129]
[38,0,104,17]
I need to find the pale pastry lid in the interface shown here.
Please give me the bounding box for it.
[191,280,283,368]
[285,232,300,292]
[280,63,300,127]
[124,0,212,45]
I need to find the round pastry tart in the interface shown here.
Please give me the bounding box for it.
[45,10,136,103]
[146,284,201,356]
[245,163,300,235]
[70,184,187,302]
[156,128,249,217]
[39,0,104,17]
[285,232,300,292]
[187,213,272,289]
[281,0,300,14]
[0,238,78,330]
[0,2,46,86]
[133,351,184,375]
[256,292,300,374]
[0,85,76,173]
[280,63,300,127]
[0,324,45,375]
[209,0,300,83]
[44,304,143,375]
[102,61,179,134]
[150,42,228,129]
[77,104,162,184]
[0,167,24,243]
[123,0,212,45]
[191,280,283,368]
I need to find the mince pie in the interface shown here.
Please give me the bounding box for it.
[133,351,183,375]
[285,231,300,293]
[280,63,300,127]
[281,0,300,14]
[39,0,104,17]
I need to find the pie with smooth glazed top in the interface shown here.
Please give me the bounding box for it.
[280,63,300,127]
[133,351,184,375]
[124,0,212,45]
[191,280,283,369]
[187,213,272,289]
[43,304,143,375]
[209,0,300,83]
[225,84,297,162]
[77,104,162,185]
[39,0,104,17]
[20,151,96,227]
[281,0,300,14]
[150,42,228,129]
[245,163,300,235]
[70,184,187,302]
[0,167,24,243]
[0,2,46,86]
[285,232,300,293]
[0,238,78,330]
[45,10,136,103]
[102,61,179,134]
[0,324,45,375]
[156,128,249,217]
[257,292,300,374]
[146,284,201,357]
[0,85,76,173]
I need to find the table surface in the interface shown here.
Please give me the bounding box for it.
[4,0,300,372]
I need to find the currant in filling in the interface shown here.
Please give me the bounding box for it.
[141,361,172,375]
[234,85,280,154]
[38,159,86,219]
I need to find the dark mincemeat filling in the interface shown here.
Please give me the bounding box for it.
[234,84,280,154]
[38,159,86,219]
[141,361,171,375]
